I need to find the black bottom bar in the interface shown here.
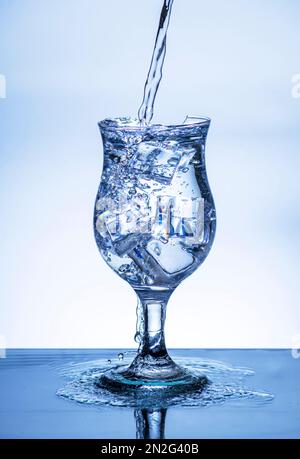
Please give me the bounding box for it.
[0,439,299,456]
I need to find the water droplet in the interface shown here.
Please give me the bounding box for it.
[118,353,124,361]
[107,359,111,364]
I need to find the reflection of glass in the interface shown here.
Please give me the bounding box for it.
[94,117,216,390]
[135,408,167,439]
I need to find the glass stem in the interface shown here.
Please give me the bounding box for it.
[135,290,172,359]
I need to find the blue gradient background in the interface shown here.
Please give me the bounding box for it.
[0,0,299,347]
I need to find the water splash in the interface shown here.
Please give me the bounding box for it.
[138,0,174,124]
[57,354,273,409]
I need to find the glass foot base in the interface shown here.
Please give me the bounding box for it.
[98,363,208,395]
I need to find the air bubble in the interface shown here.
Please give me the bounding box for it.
[167,157,179,167]
[146,276,154,285]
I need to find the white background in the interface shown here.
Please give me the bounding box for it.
[0,0,299,348]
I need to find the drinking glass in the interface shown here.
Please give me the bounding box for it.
[94,117,216,392]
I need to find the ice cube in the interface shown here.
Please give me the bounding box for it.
[170,197,204,244]
[113,233,151,257]
[128,246,171,284]
[95,213,106,237]
[130,142,182,185]
[96,208,152,253]
[177,145,196,173]
[95,210,122,241]
[95,191,152,242]
[150,195,205,244]
[152,195,174,241]
[146,239,194,274]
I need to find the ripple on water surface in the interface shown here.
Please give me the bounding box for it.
[57,353,273,409]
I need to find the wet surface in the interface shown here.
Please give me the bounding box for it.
[0,349,299,438]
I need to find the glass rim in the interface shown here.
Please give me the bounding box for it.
[98,116,211,131]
